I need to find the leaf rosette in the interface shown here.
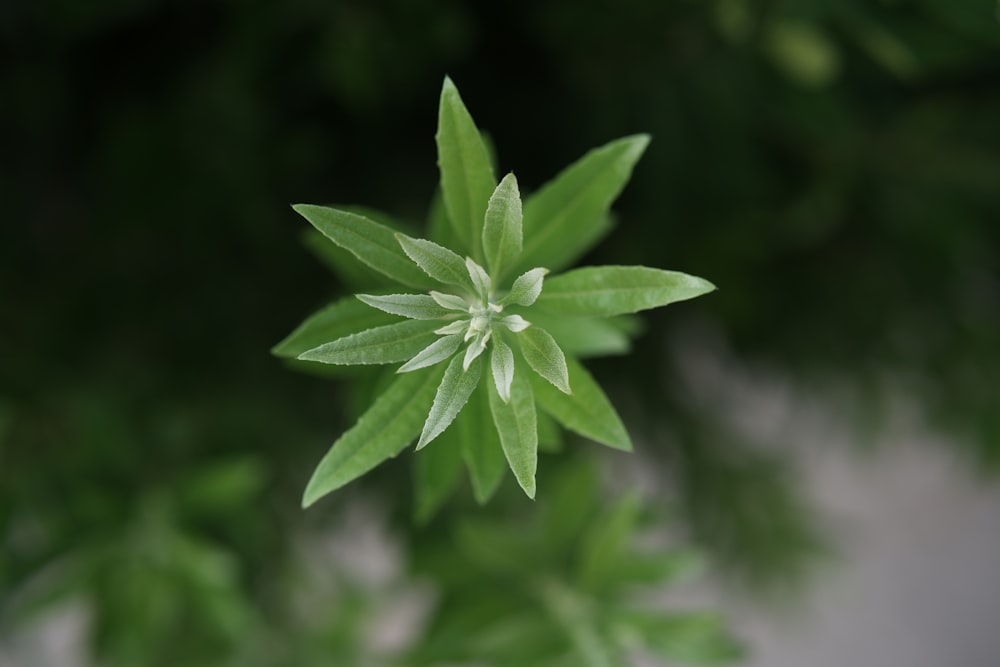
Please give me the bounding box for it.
[276,77,715,509]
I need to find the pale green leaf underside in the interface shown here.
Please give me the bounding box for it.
[396,233,475,292]
[302,366,443,507]
[518,326,571,394]
[537,265,716,317]
[482,172,523,279]
[488,366,538,498]
[458,383,507,503]
[292,204,436,290]
[272,296,396,359]
[515,135,650,276]
[418,353,483,449]
[356,293,455,320]
[531,355,632,451]
[437,76,496,261]
[298,319,440,365]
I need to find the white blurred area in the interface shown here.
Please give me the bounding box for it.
[669,329,1000,667]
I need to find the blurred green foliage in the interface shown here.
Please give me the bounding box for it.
[2,0,999,664]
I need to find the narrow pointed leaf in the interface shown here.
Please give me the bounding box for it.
[518,326,571,394]
[490,337,515,402]
[501,267,548,307]
[437,76,496,260]
[302,367,443,506]
[516,135,650,274]
[356,293,455,320]
[482,173,523,278]
[417,353,483,449]
[466,257,492,297]
[531,355,631,451]
[272,296,396,359]
[414,428,464,523]
[488,367,538,498]
[299,319,441,366]
[458,384,507,503]
[398,334,463,373]
[396,233,475,291]
[292,204,436,290]
[537,266,716,316]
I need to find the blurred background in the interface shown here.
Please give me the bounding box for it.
[2,0,999,665]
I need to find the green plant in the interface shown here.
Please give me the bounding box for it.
[276,77,715,508]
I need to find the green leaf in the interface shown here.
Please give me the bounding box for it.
[458,383,507,503]
[577,493,642,591]
[537,265,716,317]
[292,204,436,290]
[417,353,483,449]
[536,410,564,453]
[302,366,443,507]
[482,173,523,278]
[526,312,638,358]
[436,76,497,260]
[298,319,441,366]
[488,365,538,498]
[356,293,456,320]
[517,135,649,274]
[501,267,548,307]
[398,334,463,373]
[414,428,464,523]
[518,326,571,394]
[272,296,396,359]
[531,355,632,451]
[396,233,475,292]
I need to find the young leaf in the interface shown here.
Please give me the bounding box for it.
[482,173,523,278]
[458,383,507,503]
[490,336,515,402]
[414,428,464,524]
[417,352,483,449]
[272,296,396,359]
[396,233,475,292]
[437,76,497,261]
[292,204,436,290]
[501,267,548,307]
[518,326,571,394]
[398,334,463,373]
[516,135,650,274]
[536,265,716,317]
[488,366,538,498]
[302,366,443,507]
[356,293,456,320]
[531,355,632,451]
[298,319,441,366]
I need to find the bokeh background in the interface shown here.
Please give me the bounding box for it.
[3,0,999,665]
